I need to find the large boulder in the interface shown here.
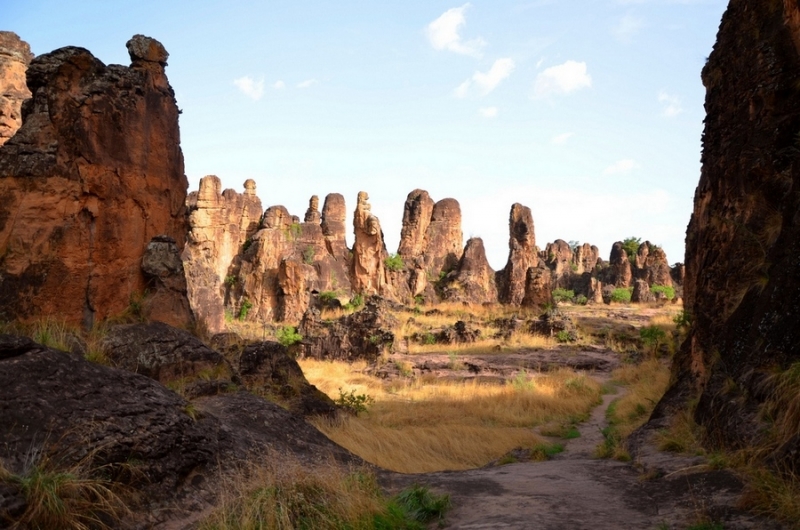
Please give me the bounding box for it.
[0,36,188,328]
[0,32,32,146]
[652,0,800,474]
[441,237,498,304]
[141,235,194,327]
[633,241,673,287]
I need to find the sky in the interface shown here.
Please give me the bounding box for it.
[4,0,728,269]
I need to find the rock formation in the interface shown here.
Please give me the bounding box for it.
[441,237,498,303]
[543,239,574,288]
[351,191,386,295]
[0,32,32,147]
[0,35,188,328]
[606,242,633,288]
[321,193,349,261]
[182,176,262,331]
[573,243,600,275]
[304,194,321,223]
[521,263,553,308]
[498,203,538,305]
[141,235,194,327]
[633,241,673,287]
[652,0,800,473]
[423,198,463,275]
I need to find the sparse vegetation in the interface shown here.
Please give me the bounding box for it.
[610,287,633,304]
[384,253,404,272]
[343,293,365,312]
[552,288,575,303]
[336,388,375,415]
[650,284,675,300]
[319,290,339,305]
[621,237,642,258]
[238,299,253,321]
[276,325,302,347]
[302,245,315,264]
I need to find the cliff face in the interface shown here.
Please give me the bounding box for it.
[0,35,188,328]
[657,0,800,467]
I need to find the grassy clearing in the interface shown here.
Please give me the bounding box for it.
[596,358,671,461]
[0,454,130,530]
[198,455,449,530]
[301,359,602,473]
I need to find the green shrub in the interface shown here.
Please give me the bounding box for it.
[552,288,575,303]
[276,326,302,347]
[621,237,642,258]
[224,275,237,286]
[640,325,667,355]
[556,330,575,343]
[237,299,253,321]
[413,294,425,306]
[650,285,675,300]
[343,293,365,311]
[241,238,253,252]
[319,290,338,304]
[384,253,404,272]
[673,309,691,329]
[302,245,315,264]
[336,388,375,415]
[610,287,632,303]
[575,294,588,305]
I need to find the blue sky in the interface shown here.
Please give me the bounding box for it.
[5,0,727,269]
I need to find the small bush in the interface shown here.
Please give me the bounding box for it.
[575,294,588,305]
[276,326,302,347]
[552,288,575,303]
[650,284,675,300]
[343,293,365,312]
[242,238,253,252]
[640,325,667,355]
[610,287,632,303]
[621,237,642,258]
[421,332,436,345]
[336,388,375,415]
[384,253,404,272]
[302,245,315,264]
[319,290,339,304]
[673,310,691,329]
[413,294,425,306]
[237,299,253,321]
[224,275,237,286]
[555,330,574,343]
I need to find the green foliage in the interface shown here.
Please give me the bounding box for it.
[568,240,581,252]
[650,284,675,300]
[302,245,315,264]
[336,388,375,415]
[276,326,302,347]
[242,238,253,252]
[552,288,575,303]
[575,294,588,305]
[511,369,535,391]
[555,330,574,343]
[673,310,691,329]
[384,253,404,272]
[319,290,339,304]
[422,332,436,345]
[413,294,425,306]
[530,442,565,461]
[289,222,302,239]
[621,237,642,258]
[237,299,253,321]
[224,275,237,286]
[343,293,365,312]
[639,325,667,354]
[382,484,450,527]
[610,287,633,303]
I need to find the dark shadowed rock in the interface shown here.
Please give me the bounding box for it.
[543,239,573,288]
[606,242,633,288]
[437,321,481,344]
[441,237,498,304]
[0,31,32,146]
[141,235,195,327]
[521,263,553,309]
[631,279,655,303]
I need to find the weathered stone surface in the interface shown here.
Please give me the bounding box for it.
[351,191,387,295]
[633,241,674,287]
[398,189,434,259]
[436,321,481,344]
[543,239,573,287]
[606,242,633,288]
[0,37,188,328]
[670,262,685,286]
[441,237,498,304]
[498,203,538,305]
[183,176,263,331]
[631,279,655,304]
[521,263,553,309]
[141,235,194,327]
[529,308,576,340]
[424,198,463,275]
[0,32,32,146]
[652,0,800,474]
[588,277,604,304]
[304,195,321,223]
[298,296,398,362]
[103,321,235,397]
[237,341,336,417]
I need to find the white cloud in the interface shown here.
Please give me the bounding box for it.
[532,60,592,99]
[426,3,486,57]
[612,14,644,42]
[658,90,683,117]
[603,159,640,175]
[455,57,516,98]
[479,106,498,118]
[273,80,286,89]
[233,76,265,100]
[297,79,318,89]
[552,132,574,145]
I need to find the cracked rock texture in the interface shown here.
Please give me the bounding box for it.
[0,35,188,328]
[0,32,32,147]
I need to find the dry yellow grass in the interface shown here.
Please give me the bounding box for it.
[300,360,602,473]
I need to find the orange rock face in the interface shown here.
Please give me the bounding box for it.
[0,32,32,147]
[498,203,538,305]
[352,191,387,296]
[0,35,188,328]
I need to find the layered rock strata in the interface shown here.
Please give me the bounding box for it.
[0,35,188,328]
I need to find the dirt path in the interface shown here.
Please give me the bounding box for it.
[383,378,780,530]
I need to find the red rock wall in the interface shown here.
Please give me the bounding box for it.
[0,36,188,328]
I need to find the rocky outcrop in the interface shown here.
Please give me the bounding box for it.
[0,32,32,146]
[606,242,633,288]
[543,239,573,289]
[141,235,194,327]
[441,237,498,304]
[304,195,321,223]
[0,36,188,328]
[651,0,800,473]
[573,243,600,275]
[183,176,262,331]
[633,241,673,287]
[631,279,655,304]
[351,191,387,295]
[398,189,434,260]
[423,198,463,275]
[321,193,349,261]
[521,263,553,309]
[298,297,398,362]
[498,203,538,305]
